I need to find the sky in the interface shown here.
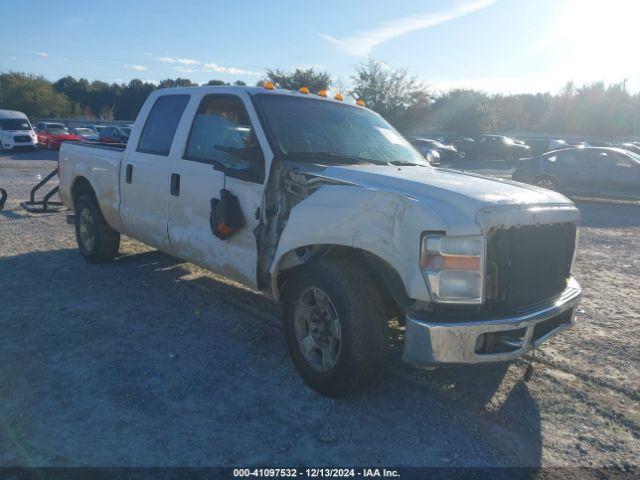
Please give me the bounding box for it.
[2,0,640,94]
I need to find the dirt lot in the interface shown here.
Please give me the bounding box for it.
[0,149,638,468]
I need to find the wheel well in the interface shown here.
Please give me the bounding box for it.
[275,246,410,317]
[70,176,96,208]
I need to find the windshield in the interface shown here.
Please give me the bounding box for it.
[256,94,427,166]
[75,128,93,134]
[0,118,31,130]
[121,127,132,137]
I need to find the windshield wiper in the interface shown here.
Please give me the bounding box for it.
[285,151,378,165]
[385,160,426,167]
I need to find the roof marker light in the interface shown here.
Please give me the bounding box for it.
[334,93,344,101]
[263,81,275,90]
[299,86,310,94]
[317,90,328,97]
[356,99,366,107]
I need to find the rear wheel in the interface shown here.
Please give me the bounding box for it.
[282,258,386,397]
[534,176,559,191]
[74,194,120,263]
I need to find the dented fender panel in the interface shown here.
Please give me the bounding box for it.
[269,184,450,302]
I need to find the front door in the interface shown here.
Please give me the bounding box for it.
[120,94,191,253]
[167,92,267,288]
[598,151,640,198]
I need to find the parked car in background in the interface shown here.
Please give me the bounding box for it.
[422,149,440,166]
[81,124,106,134]
[524,138,570,156]
[70,127,100,142]
[99,126,131,144]
[462,134,531,161]
[512,147,640,199]
[409,138,459,161]
[587,140,613,147]
[0,109,37,151]
[36,122,82,150]
[618,142,640,155]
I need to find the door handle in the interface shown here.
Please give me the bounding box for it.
[170,173,180,196]
[125,164,133,184]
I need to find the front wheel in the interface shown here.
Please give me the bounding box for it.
[283,258,386,397]
[74,194,120,263]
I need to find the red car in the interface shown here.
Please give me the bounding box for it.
[36,122,82,150]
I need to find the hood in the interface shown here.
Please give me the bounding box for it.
[306,164,576,232]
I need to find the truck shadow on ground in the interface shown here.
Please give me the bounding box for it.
[0,246,542,468]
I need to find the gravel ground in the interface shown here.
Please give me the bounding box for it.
[0,149,638,468]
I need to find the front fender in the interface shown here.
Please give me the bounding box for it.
[269,184,448,302]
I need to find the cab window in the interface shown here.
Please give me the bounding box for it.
[184,94,264,183]
[137,94,190,156]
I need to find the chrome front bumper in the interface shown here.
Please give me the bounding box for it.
[403,277,581,365]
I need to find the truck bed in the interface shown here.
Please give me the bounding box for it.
[58,141,126,233]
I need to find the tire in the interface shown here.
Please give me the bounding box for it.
[534,175,559,191]
[282,257,386,397]
[74,194,120,263]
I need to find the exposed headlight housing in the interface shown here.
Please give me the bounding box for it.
[420,234,485,304]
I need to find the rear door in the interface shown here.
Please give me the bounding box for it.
[120,93,190,253]
[167,91,268,288]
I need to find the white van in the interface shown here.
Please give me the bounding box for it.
[0,109,38,151]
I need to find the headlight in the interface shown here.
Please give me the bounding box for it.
[420,234,485,304]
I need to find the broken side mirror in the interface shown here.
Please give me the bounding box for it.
[210,189,245,240]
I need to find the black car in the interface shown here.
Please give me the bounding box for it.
[512,147,640,199]
[524,138,570,156]
[409,138,459,161]
[99,126,131,145]
[619,142,640,155]
[463,135,531,161]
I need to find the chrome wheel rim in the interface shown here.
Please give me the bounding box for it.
[293,287,342,372]
[537,178,555,190]
[78,207,95,252]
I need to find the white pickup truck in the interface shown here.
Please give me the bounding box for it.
[59,85,582,396]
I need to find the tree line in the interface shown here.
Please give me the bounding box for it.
[1,59,640,138]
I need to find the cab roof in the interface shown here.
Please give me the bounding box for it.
[152,85,357,106]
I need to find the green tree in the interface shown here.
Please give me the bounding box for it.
[350,58,430,131]
[0,72,77,119]
[425,89,494,135]
[265,67,332,92]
